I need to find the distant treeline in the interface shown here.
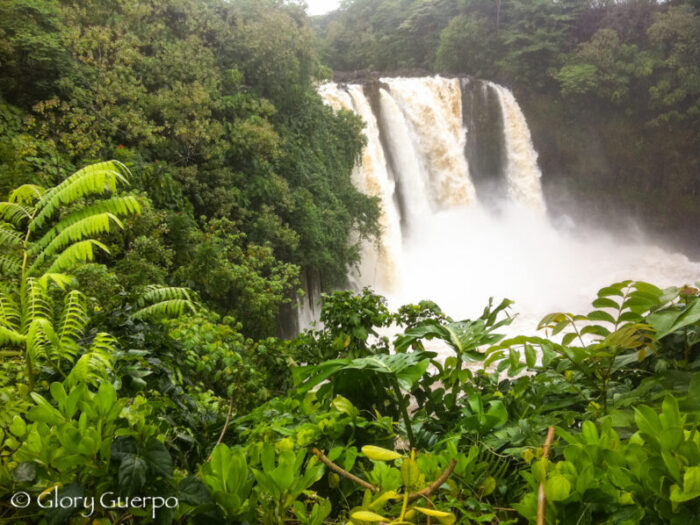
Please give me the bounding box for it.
[315,0,700,252]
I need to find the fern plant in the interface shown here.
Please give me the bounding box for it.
[0,161,145,389]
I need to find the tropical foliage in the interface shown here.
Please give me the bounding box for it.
[0,0,699,523]
[2,192,699,522]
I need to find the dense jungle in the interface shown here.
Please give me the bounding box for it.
[0,1,699,524]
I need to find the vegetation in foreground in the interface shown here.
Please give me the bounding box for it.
[1,163,699,524]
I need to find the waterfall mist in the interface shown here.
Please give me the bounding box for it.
[311,76,700,335]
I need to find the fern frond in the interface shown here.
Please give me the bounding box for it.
[0,290,21,330]
[0,325,25,346]
[65,332,116,387]
[21,278,53,332]
[0,202,32,226]
[0,254,21,276]
[131,299,197,320]
[29,195,143,256]
[9,184,45,205]
[0,223,23,248]
[136,285,196,306]
[26,317,59,363]
[30,213,123,266]
[43,239,110,275]
[89,332,118,354]
[31,161,130,232]
[131,285,199,320]
[37,273,76,291]
[58,291,88,346]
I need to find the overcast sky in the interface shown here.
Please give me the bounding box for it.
[305,0,341,16]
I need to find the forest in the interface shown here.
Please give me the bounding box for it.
[0,0,699,523]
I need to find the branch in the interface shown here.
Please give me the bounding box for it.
[408,459,457,503]
[312,448,379,492]
[206,396,234,463]
[537,426,556,525]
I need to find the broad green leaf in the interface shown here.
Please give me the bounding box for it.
[362,445,402,462]
[545,475,571,501]
[351,510,389,522]
[524,343,537,367]
[414,507,456,525]
[118,454,148,496]
[401,457,421,489]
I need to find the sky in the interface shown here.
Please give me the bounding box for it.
[305,0,341,16]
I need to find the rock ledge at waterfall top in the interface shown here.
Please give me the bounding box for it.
[332,69,467,84]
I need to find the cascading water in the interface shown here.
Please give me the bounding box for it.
[315,76,700,337]
[488,82,547,213]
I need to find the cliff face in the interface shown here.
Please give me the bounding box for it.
[518,89,700,258]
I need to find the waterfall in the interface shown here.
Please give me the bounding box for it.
[312,76,700,336]
[318,83,403,294]
[376,87,431,233]
[488,82,546,213]
[381,77,477,209]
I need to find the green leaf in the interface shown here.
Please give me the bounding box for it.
[362,445,402,462]
[545,475,571,501]
[592,297,620,309]
[9,416,26,437]
[143,438,173,478]
[587,310,616,324]
[351,510,389,522]
[179,476,211,506]
[525,344,537,367]
[332,395,359,417]
[401,457,421,489]
[414,507,456,525]
[648,300,700,339]
[119,454,148,496]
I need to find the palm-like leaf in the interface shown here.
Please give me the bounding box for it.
[30,161,129,232]
[131,286,199,320]
[0,161,141,390]
[0,223,22,248]
[9,184,45,204]
[65,333,116,387]
[44,239,110,274]
[0,256,21,279]
[0,288,20,329]
[29,195,142,257]
[21,278,52,331]
[0,325,25,346]
[58,291,88,355]
[0,202,31,226]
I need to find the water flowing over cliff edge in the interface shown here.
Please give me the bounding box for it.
[301,76,700,333]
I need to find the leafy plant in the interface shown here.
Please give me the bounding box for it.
[294,351,435,448]
[0,161,142,389]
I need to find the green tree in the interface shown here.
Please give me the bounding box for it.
[647,4,700,125]
[557,28,654,104]
[435,13,499,77]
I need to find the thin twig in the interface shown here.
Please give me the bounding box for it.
[312,448,379,492]
[206,396,234,463]
[408,459,457,503]
[537,426,556,525]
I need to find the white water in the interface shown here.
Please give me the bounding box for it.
[381,77,477,208]
[317,76,700,337]
[489,82,547,213]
